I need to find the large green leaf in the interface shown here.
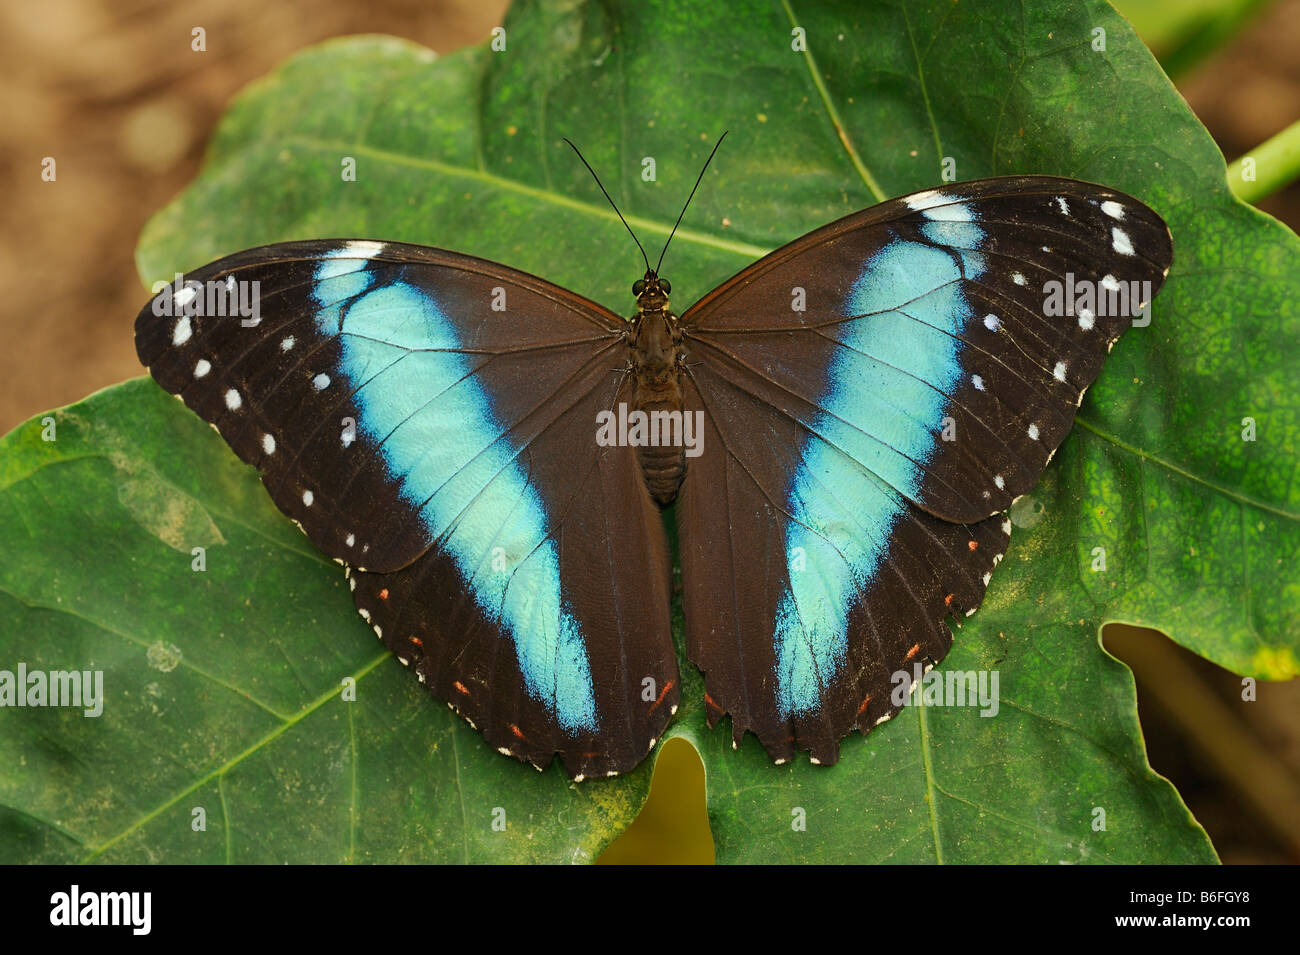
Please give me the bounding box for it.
[5,0,1296,863]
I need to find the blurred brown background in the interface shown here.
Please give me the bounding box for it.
[2,0,1297,864]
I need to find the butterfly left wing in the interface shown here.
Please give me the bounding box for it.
[675,176,1172,764]
[136,241,678,779]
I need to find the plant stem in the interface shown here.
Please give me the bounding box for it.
[1147,0,1273,81]
[1227,119,1300,205]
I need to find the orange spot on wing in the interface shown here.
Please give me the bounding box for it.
[856,694,872,716]
[944,593,954,606]
[968,540,979,551]
[704,692,721,711]
[648,679,675,713]
[510,724,526,740]
[410,636,423,648]
[904,643,921,661]
[453,681,470,695]
[378,588,389,600]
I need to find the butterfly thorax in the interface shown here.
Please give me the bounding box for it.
[628,275,686,507]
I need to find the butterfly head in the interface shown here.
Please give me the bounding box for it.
[633,270,672,308]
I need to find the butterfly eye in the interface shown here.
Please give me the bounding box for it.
[633,279,646,295]
[659,279,671,294]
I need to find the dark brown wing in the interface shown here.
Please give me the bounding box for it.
[674,177,1172,763]
[136,240,678,779]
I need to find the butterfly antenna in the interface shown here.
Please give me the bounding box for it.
[563,137,651,274]
[657,131,728,274]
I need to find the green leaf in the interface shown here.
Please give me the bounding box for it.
[8,0,1297,863]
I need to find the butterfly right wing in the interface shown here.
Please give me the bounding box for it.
[136,241,678,779]
[673,178,1171,764]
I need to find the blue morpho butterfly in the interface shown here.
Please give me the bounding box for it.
[135,134,1172,780]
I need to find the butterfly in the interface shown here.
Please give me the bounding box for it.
[135,136,1172,781]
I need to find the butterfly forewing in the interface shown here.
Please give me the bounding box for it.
[684,176,1173,522]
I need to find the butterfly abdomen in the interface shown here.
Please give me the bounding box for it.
[630,305,687,506]
[635,394,686,506]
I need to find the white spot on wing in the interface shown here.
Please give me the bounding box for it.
[224,388,242,411]
[906,190,974,222]
[343,240,385,258]
[172,316,192,345]
[1027,423,1039,440]
[972,374,985,391]
[193,359,211,378]
[994,474,1005,490]
[1078,307,1095,330]
[280,336,295,351]
[905,189,944,211]
[302,489,314,506]
[312,373,330,390]
[317,241,386,282]
[983,314,1000,331]
[1111,227,1135,256]
[1101,200,1125,220]
[1053,361,1067,382]
[345,533,355,547]
[1054,196,1069,215]
[262,433,275,454]
[1100,274,1120,292]
[173,286,197,309]
[1011,272,1026,286]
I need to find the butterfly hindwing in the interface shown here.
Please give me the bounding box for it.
[676,353,1009,763]
[677,176,1172,762]
[136,240,678,778]
[347,360,677,779]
